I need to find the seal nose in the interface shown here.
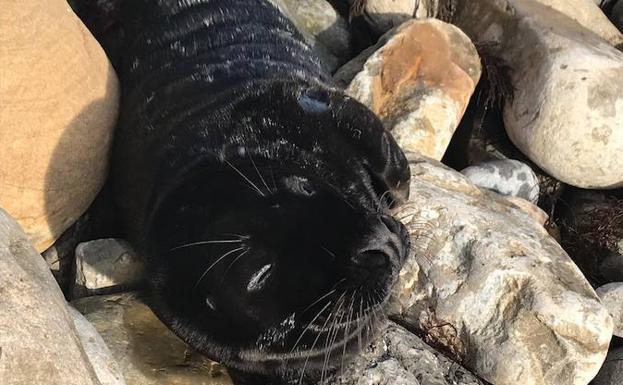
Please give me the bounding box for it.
[352,214,409,269]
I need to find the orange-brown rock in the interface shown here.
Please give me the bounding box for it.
[337,19,481,160]
[0,0,119,251]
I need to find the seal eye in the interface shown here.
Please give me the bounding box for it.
[297,89,330,113]
[283,176,316,197]
[247,263,273,293]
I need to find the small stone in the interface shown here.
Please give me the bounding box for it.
[327,322,483,385]
[346,0,417,34]
[72,292,233,385]
[0,208,100,385]
[596,282,623,337]
[268,0,352,72]
[592,346,623,385]
[73,238,143,298]
[461,159,540,203]
[390,152,613,385]
[340,19,481,160]
[69,306,126,385]
[454,0,623,188]
[0,0,119,252]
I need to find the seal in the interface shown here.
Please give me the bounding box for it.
[111,0,411,382]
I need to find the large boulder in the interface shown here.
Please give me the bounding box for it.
[0,0,119,251]
[453,0,623,188]
[389,152,613,385]
[0,208,101,385]
[336,19,481,160]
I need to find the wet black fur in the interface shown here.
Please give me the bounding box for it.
[111,0,410,383]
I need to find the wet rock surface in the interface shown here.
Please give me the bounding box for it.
[72,293,233,385]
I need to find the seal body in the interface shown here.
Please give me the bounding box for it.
[112,0,410,382]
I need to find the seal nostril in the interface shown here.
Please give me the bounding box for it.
[380,214,400,235]
[355,250,389,269]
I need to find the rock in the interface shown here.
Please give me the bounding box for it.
[461,159,540,203]
[339,19,481,160]
[613,1,623,33]
[268,0,352,72]
[0,208,100,385]
[327,322,483,385]
[504,196,549,226]
[596,283,623,337]
[389,152,613,385]
[73,238,143,299]
[346,0,417,34]
[0,0,119,252]
[69,306,127,385]
[591,346,623,385]
[453,0,623,189]
[600,243,623,282]
[72,293,233,385]
[534,0,623,45]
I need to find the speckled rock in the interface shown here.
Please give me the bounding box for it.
[269,0,352,72]
[339,19,481,160]
[591,346,623,385]
[596,283,623,337]
[454,0,623,188]
[461,159,540,203]
[73,238,143,298]
[0,208,100,385]
[327,322,483,385]
[72,293,233,385]
[389,152,613,385]
[69,306,126,385]
[534,0,623,45]
[0,0,119,252]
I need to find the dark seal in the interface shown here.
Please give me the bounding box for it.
[111,0,410,383]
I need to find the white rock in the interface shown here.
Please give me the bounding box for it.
[269,0,352,72]
[69,306,126,385]
[328,322,483,385]
[340,19,481,160]
[73,238,143,298]
[0,208,100,385]
[592,346,623,385]
[389,152,613,385]
[72,293,233,385]
[461,159,540,203]
[596,282,623,337]
[454,0,623,189]
[534,0,623,45]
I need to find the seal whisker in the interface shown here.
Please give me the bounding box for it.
[248,151,273,195]
[223,158,266,197]
[290,300,333,355]
[222,248,251,278]
[169,238,243,251]
[300,278,346,315]
[194,246,246,288]
[321,293,347,384]
[340,290,357,373]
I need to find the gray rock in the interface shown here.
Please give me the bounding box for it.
[596,282,623,337]
[592,346,623,385]
[600,243,623,282]
[454,0,623,189]
[72,293,232,385]
[346,0,417,34]
[268,0,352,72]
[0,208,100,385]
[461,159,540,203]
[73,238,143,298]
[328,322,483,385]
[69,306,126,385]
[389,152,613,385]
